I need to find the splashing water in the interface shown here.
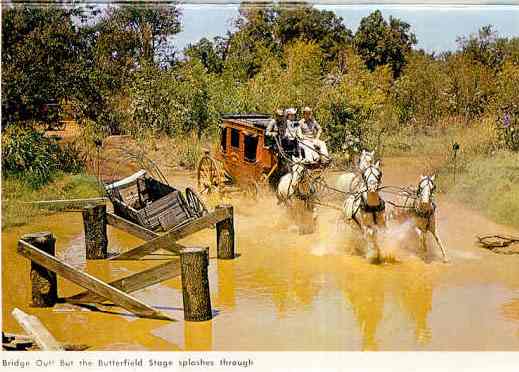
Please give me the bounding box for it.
[379,218,418,261]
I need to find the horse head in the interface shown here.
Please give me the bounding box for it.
[416,175,436,210]
[359,149,375,171]
[361,161,383,207]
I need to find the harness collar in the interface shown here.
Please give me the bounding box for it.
[362,198,385,213]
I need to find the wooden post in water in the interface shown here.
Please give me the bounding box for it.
[21,232,58,307]
[180,247,212,321]
[82,204,108,259]
[215,204,235,259]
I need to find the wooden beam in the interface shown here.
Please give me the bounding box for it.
[106,212,159,241]
[107,212,186,257]
[11,308,64,351]
[17,197,107,205]
[65,259,181,304]
[2,333,88,351]
[17,241,175,321]
[110,207,230,261]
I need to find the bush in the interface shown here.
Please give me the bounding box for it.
[392,53,448,125]
[1,126,83,188]
[124,61,220,138]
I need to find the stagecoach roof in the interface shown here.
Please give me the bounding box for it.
[221,113,272,129]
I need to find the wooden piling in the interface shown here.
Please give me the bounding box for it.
[216,204,235,259]
[180,247,212,321]
[82,204,108,259]
[21,232,58,307]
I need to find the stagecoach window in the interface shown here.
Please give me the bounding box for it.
[231,128,240,148]
[220,128,227,151]
[244,135,258,162]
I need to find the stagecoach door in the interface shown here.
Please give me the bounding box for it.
[220,127,227,152]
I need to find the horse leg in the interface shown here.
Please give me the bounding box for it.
[336,214,345,232]
[429,215,449,263]
[364,226,380,264]
[416,227,427,261]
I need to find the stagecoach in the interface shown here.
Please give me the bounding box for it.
[197,114,281,197]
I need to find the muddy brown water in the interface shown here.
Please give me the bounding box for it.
[2,158,519,350]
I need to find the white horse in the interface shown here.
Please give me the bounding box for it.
[341,161,386,263]
[336,149,375,194]
[277,161,318,234]
[277,162,308,203]
[388,175,449,263]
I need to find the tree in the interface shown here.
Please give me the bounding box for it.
[354,10,416,77]
[1,6,86,127]
[274,5,352,62]
[106,2,181,66]
[225,2,352,79]
[456,25,519,69]
[392,52,448,125]
[184,37,225,74]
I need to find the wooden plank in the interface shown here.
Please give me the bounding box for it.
[105,170,146,191]
[18,197,108,205]
[65,259,181,304]
[110,208,230,261]
[106,212,159,241]
[11,308,64,351]
[17,241,175,321]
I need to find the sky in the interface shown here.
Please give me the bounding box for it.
[173,3,519,53]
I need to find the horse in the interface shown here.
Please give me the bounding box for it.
[341,161,386,263]
[388,175,449,263]
[277,149,327,234]
[335,149,375,194]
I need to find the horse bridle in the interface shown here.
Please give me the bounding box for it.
[350,165,385,227]
[414,176,436,219]
[361,165,382,193]
[417,176,436,197]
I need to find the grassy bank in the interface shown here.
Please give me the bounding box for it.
[438,151,519,228]
[378,118,519,228]
[2,173,102,230]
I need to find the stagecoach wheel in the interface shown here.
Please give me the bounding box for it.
[185,187,208,218]
[197,155,221,195]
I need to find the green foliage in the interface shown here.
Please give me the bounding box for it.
[456,25,519,69]
[78,3,182,133]
[392,53,448,125]
[492,62,519,114]
[1,6,85,126]
[185,37,226,73]
[124,60,219,138]
[1,127,83,188]
[318,50,392,151]
[102,2,181,66]
[274,5,352,62]
[353,10,417,78]
[224,2,352,79]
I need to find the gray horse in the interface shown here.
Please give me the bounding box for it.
[388,175,449,263]
[341,161,386,263]
[335,149,375,194]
